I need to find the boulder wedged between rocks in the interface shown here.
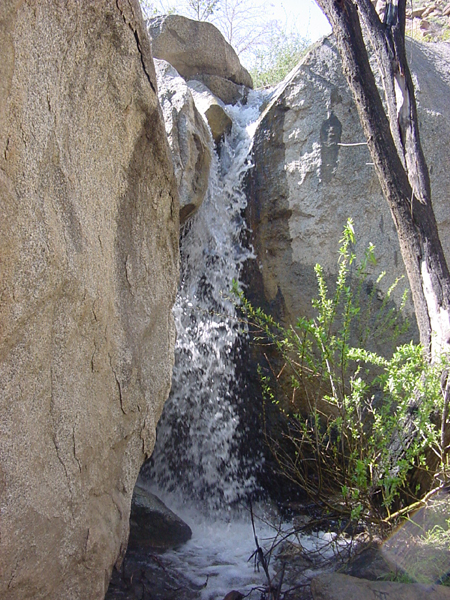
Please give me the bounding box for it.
[150,14,251,223]
[188,73,248,106]
[187,79,233,145]
[155,59,212,224]
[148,14,253,88]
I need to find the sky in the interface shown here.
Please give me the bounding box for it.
[269,0,331,41]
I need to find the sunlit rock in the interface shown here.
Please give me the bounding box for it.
[246,38,450,336]
[188,73,248,106]
[148,14,253,88]
[155,59,212,224]
[0,1,179,598]
[187,79,233,145]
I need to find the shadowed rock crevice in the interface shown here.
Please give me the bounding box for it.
[320,111,342,183]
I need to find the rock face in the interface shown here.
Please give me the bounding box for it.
[311,573,450,600]
[155,59,212,224]
[148,14,253,88]
[246,38,450,336]
[0,2,179,599]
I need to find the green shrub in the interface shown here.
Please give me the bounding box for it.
[235,219,450,525]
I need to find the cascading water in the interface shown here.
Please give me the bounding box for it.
[134,89,339,600]
[144,90,265,511]
[134,91,287,597]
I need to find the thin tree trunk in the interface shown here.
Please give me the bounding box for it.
[315,0,450,356]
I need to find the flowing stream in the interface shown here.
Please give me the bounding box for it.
[138,90,337,599]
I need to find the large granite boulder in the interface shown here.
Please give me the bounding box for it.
[155,59,212,224]
[246,38,450,335]
[0,1,179,599]
[148,14,253,88]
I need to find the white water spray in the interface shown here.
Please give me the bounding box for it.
[145,91,266,510]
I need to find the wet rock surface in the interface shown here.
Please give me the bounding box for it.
[106,549,203,600]
[129,484,192,549]
[106,496,450,600]
[107,487,198,600]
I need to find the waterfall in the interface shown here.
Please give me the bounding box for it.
[133,92,297,599]
[144,91,266,511]
[126,89,343,600]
